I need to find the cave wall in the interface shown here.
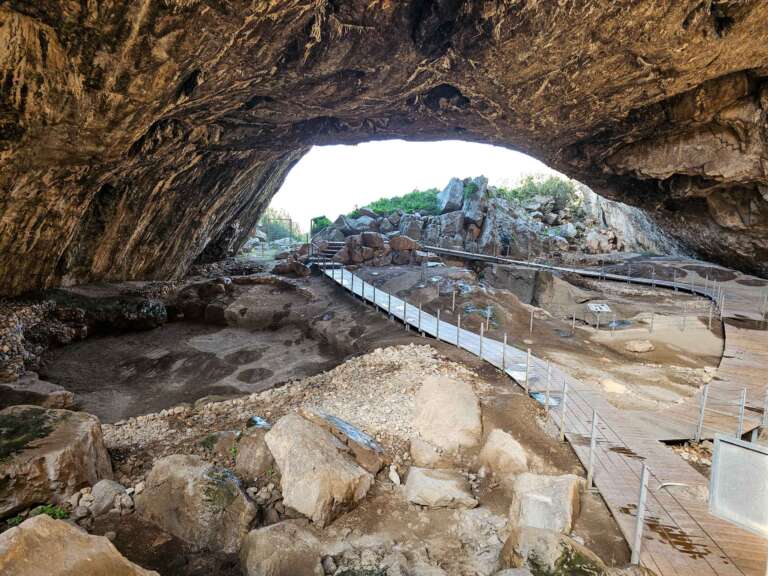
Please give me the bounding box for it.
[1,1,767,296]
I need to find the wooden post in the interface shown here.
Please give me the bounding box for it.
[673,269,677,292]
[695,384,709,443]
[631,463,650,565]
[559,380,568,442]
[682,302,687,332]
[587,410,598,489]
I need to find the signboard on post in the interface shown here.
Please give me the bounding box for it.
[588,303,612,313]
[709,434,768,538]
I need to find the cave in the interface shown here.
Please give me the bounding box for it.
[1,1,767,298]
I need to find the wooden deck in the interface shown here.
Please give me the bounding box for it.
[320,260,768,576]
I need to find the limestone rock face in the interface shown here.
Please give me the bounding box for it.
[264,413,373,527]
[0,374,75,410]
[240,521,324,576]
[509,473,583,534]
[438,178,465,214]
[404,467,478,509]
[2,2,768,296]
[412,375,482,453]
[0,515,158,576]
[134,454,257,553]
[0,406,113,517]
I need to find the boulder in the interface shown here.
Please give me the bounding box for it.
[0,515,158,576]
[391,250,413,265]
[378,218,394,234]
[440,210,465,236]
[264,413,373,526]
[500,527,607,575]
[438,177,465,214]
[624,340,655,353]
[271,259,310,277]
[389,234,418,251]
[0,373,75,410]
[0,406,112,517]
[543,212,559,225]
[399,214,424,240]
[235,428,274,482]
[388,211,402,227]
[548,235,570,252]
[353,215,377,232]
[300,407,385,473]
[462,176,489,226]
[479,429,528,479]
[558,223,578,239]
[404,467,478,509]
[90,479,127,517]
[409,437,452,469]
[135,454,257,553]
[361,231,386,249]
[240,521,323,576]
[509,473,582,534]
[333,215,358,236]
[412,375,482,453]
[358,207,378,218]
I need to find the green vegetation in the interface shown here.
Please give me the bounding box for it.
[463,180,479,200]
[311,215,332,234]
[494,174,577,209]
[199,434,217,451]
[229,444,238,459]
[349,188,440,217]
[6,503,71,526]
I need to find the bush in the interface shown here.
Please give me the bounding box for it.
[495,174,577,209]
[350,188,440,217]
[311,215,332,234]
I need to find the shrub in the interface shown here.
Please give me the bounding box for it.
[351,188,440,217]
[311,215,332,234]
[495,174,577,209]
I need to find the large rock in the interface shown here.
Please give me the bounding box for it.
[399,215,424,240]
[404,467,478,509]
[0,406,112,517]
[509,473,583,534]
[479,429,529,479]
[0,373,75,410]
[300,407,385,474]
[134,454,257,553]
[438,178,465,214]
[389,234,419,251]
[235,428,274,482]
[90,479,127,517]
[361,231,386,249]
[353,215,377,232]
[412,375,482,453]
[240,521,323,576]
[462,176,489,226]
[333,215,359,236]
[0,515,158,576]
[500,527,607,576]
[264,413,373,527]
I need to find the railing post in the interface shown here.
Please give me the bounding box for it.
[502,332,507,373]
[695,384,709,443]
[631,463,650,565]
[524,348,531,393]
[545,361,551,417]
[388,292,392,320]
[708,301,713,330]
[418,303,423,336]
[404,298,409,331]
[559,380,568,442]
[571,312,576,335]
[372,285,377,309]
[457,313,461,348]
[452,288,456,313]
[763,389,768,428]
[479,322,484,359]
[587,409,598,490]
[436,309,440,340]
[737,388,747,438]
[529,309,534,335]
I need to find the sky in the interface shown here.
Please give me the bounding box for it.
[270,139,561,229]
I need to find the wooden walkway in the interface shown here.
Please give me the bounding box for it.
[320,262,768,576]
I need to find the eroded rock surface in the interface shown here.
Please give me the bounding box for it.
[1,3,768,296]
[0,405,112,516]
[0,515,158,576]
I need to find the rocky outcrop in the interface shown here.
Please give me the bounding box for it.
[134,454,257,553]
[0,515,159,576]
[1,2,768,297]
[264,413,373,527]
[0,406,112,517]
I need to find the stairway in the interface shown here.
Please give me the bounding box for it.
[307,241,345,268]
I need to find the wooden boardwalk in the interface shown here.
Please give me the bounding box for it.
[320,261,768,576]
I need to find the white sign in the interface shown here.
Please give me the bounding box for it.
[587,303,612,313]
[709,434,768,537]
